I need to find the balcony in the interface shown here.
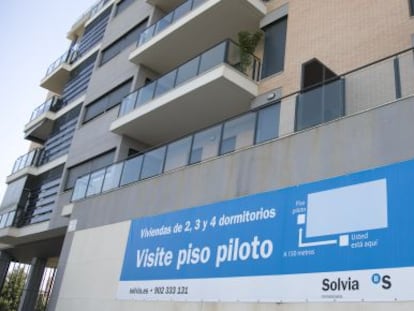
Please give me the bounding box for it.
[24,97,63,143]
[112,40,260,144]
[11,148,43,175]
[129,0,266,73]
[40,48,79,94]
[146,0,186,11]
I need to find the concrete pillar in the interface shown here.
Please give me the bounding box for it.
[18,257,46,311]
[0,251,12,290]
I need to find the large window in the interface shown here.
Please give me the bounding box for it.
[83,79,132,122]
[115,0,135,16]
[100,19,147,65]
[65,150,115,189]
[261,17,288,78]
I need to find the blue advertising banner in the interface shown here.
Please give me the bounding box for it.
[117,158,414,302]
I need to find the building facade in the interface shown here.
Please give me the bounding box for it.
[1,0,414,310]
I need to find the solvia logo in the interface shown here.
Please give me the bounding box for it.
[371,273,392,289]
[322,277,359,291]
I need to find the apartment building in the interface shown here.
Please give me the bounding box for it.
[0,0,414,310]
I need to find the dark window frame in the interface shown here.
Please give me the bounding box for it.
[83,78,133,123]
[65,149,116,190]
[261,16,288,79]
[100,18,148,66]
[114,0,135,16]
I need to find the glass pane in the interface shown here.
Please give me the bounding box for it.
[119,92,137,116]
[0,215,6,229]
[5,211,15,227]
[120,155,143,186]
[139,25,155,45]
[190,125,221,164]
[136,82,156,107]
[141,147,166,179]
[296,87,323,131]
[192,0,205,9]
[199,42,226,73]
[26,150,35,166]
[173,0,192,22]
[256,104,280,143]
[324,79,344,122]
[102,163,124,192]
[220,113,255,155]
[154,70,177,97]
[176,57,200,86]
[154,12,173,35]
[72,175,90,201]
[164,136,192,172]
[86,169,106,197]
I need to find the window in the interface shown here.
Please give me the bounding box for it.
[100,19,147,65]
[115,0,135,16]
[261,17,288,78]
[410,0,414,15]
[65,150,115,189]
[83,79,132,122]
[302,59,337,89]
[256,103,280,143]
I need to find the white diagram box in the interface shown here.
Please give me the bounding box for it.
[339,234,349,247]
[306,179,388,238]
[297,214,306,225]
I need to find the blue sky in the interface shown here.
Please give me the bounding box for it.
[0,0,97,200]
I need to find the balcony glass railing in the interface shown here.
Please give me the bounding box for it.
[138,0,205,46]
[11,148,43,174]
[119,39,261,117]
[0,210,16,230]
[13,111,79,175]
[72,101,280,201]
[72,47,414,202]
[29,97,63,122]
[44,47,79,77]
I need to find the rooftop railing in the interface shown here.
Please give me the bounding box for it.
[119,39,261,117]
[72,0,112,29]
[138,0,205,46]
[72,47,414,202]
